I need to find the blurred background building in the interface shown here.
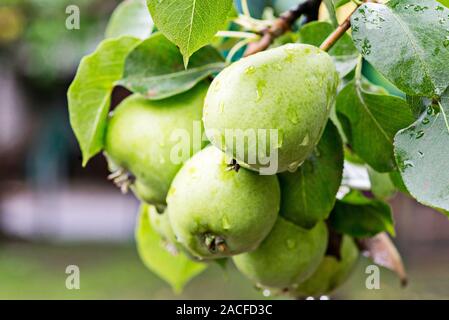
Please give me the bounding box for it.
[0,0,448,299]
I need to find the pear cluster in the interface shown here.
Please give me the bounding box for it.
[104,44,357,296]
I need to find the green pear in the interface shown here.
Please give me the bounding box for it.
[291,235,359,298]
[166,146,280,259]
[148,205,177,245]
[203,43,339,173]
[232,217,328,289]
[104,82,208,205]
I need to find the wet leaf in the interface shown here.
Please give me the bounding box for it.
[351,0,449,97]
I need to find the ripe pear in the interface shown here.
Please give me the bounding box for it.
[291,235,359,298]
[166,146,280,259]
[104,82,208,205]
[232,217,328,289]
[203,43,339,173]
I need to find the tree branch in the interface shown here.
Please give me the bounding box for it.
[319,5,358,52]
[320,0,378,51]
[244,0,322,57]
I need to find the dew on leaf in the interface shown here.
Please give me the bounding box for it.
[416,130,425,139]
[443,36,449,48]
[433,47,441,56]
[402,160,414,170]
[422,117,430,124]
[361,38,372,55]
[286,239,296,249]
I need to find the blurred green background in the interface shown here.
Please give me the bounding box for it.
[0,0,448,300]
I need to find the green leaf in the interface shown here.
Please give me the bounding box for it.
[351,0,449,97]
[323,0,338,27]
[106,0,154,39]
[329,191,395,238]
[406,95,431,118]
[118,33,225,100]
[68,36,141,166]
[298,21,358,77]
[394,89,449,214]
[438,0,449,8]
[368,167,397,200]
[147,0,233,67]
[136,204,207,293]
[279,121,344,229]
[335,0,350,8]
[336,80,414,172]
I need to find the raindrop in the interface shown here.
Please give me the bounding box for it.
[276,129,284,149]
[245,66,256,75]
[287,160,303,172]
[168,187,176,197]
[222,215,231,230]
[443,36,449,48]
[403,160,414,169]
[422,117,430,124]
[188,166,197,175]
[287,108,299,124]
[255,80,266,102]
[433,47,441,56]
[286,239,296,249]
[300,134,310,146]
[284,48,296,63]
[416,130,425,139]
[361,38,372,55]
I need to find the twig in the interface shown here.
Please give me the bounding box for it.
[319,5,358,52]
[244,0,322,57]
[320,0,378,52]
